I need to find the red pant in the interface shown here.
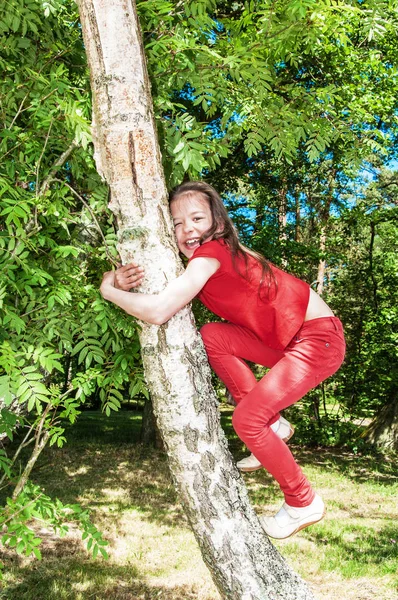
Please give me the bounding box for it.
[201,317,345,507]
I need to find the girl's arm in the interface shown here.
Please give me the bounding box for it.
[100,257,219,325]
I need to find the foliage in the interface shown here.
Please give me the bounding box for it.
[327,168,398,423]
[138,0,398,185]
[0,0,145,570]
[1,481,108,561]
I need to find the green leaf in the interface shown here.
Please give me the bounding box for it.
[173,140,185,154]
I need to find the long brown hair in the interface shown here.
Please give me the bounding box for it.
[169,181,275,297]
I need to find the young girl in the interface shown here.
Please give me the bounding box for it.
[100,181,345,539]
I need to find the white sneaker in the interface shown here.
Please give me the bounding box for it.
[236,453,262,472]
[236,416,294,472]
[260,494,325,539]
[278,415,295,442]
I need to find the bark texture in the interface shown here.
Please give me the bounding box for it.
[316,224,327,296]
[364,389,398,452]
[316,170,335,296]
[278,183,288,268]
[76,1,318,598]
[140,396,163,448]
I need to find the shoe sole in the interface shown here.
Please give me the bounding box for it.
[282,425,295,443]
[267,509,326,540]
[238,464,263,472]
[237,426,295,472]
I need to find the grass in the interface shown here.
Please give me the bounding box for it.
[1,408,397,600]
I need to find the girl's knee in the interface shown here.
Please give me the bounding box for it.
[232,404,251,441]
[200,322,226,352]
[200,322,219,342]
[232,403,273,443]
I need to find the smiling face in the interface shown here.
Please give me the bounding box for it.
[170,192,214,258]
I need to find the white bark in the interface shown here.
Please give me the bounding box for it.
[316,172,335,296]
[76,1,318,598]
[316,225,327,296]
[278,185,288,268]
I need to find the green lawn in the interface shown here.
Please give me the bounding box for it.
[1,409,397,600]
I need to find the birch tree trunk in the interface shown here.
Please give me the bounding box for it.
[278,183,288,267]
[316,224,327,296]
[76,1,318,598]
[316,170,335,295]
[294,188,300,243]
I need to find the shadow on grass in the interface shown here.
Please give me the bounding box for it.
[24,410,186,529]
[32,443,184,528]
[62,409,144,446]
[1,542,205,600]
[292,445,398,487]
[27,410,397,530]
[2,409,397,598]
[1,410,211,598]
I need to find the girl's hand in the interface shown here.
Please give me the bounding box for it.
[100,270,116,298]
[115,263,145,291]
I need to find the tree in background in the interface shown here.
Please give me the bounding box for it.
[329,166,398,451]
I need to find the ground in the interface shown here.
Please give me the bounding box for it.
[1,410,397,600]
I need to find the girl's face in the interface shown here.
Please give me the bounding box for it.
[170,193,213,258]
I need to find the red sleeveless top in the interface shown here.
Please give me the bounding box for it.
[189,239,310,351]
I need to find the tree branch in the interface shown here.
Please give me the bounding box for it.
[40,139,79,195]
[12,404,52,500]
[53,178,118,267]
[2,494,43,526]
[369,220,379,312]
[35,119,54,200]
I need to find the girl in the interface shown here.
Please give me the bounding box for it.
[100,181,345,539]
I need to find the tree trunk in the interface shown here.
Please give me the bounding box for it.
[316,224,327,296]
[316,168,336,295]
[294,188,300,243]
[363,389,398,452]
[76,1,318,597]
[278,186,287,241]
[278,183,288,267]
[140,396,163,448]
[368,220,379,312]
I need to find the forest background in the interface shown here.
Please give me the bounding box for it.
[0,0,397,597]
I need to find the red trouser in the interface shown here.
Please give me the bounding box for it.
[200,316,346,507]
